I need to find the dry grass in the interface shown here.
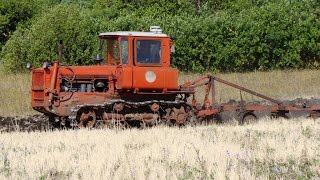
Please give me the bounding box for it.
[0,70,35,117]
[180,69,320,104]
[0,118,319,179]
[0,69,320,116]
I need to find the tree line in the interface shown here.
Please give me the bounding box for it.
[0,0,320,72]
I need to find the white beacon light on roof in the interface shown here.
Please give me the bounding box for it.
[150,26,162,34]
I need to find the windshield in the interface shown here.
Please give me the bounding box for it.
[136,40,161,64]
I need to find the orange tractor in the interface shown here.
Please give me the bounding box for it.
[30,26,320,128]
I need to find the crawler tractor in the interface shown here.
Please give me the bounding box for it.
[31,26,320,128]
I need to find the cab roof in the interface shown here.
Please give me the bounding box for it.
[98,31,169,38]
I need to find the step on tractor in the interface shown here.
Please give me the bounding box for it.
[30,26,320,128]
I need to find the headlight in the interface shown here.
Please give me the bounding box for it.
[145,71,156,83]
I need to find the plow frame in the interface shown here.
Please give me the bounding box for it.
[181,75,320,121]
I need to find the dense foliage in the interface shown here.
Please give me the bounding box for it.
[0,0,320,72]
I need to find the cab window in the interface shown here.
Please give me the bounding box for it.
[136,40,161,64]
[99,38,120,65]
[121,38,128,64]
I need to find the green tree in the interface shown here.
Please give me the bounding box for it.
[0,0,35,49]
[1,4,102,72]
[1,0,320,72]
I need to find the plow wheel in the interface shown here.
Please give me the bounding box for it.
[240,113,257,125]
[79,110,96,128]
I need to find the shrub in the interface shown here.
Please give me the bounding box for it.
[0,0,36,50]
[1,4,101,72]
[1,0,320,72]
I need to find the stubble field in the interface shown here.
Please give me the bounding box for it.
[0,69,320,179]
[0,119,319,179]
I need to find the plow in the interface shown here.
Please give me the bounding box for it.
[184,75,320,124]
[21,26,320,130]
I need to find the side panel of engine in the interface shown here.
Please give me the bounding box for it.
[31,70,45,107]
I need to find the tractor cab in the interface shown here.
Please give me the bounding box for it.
[97,26,173,67]
[97,26,179,91]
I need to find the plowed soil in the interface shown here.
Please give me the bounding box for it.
[0,115,49,132]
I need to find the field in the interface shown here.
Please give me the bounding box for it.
[0,69,320,179]
[0,118,319,179]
